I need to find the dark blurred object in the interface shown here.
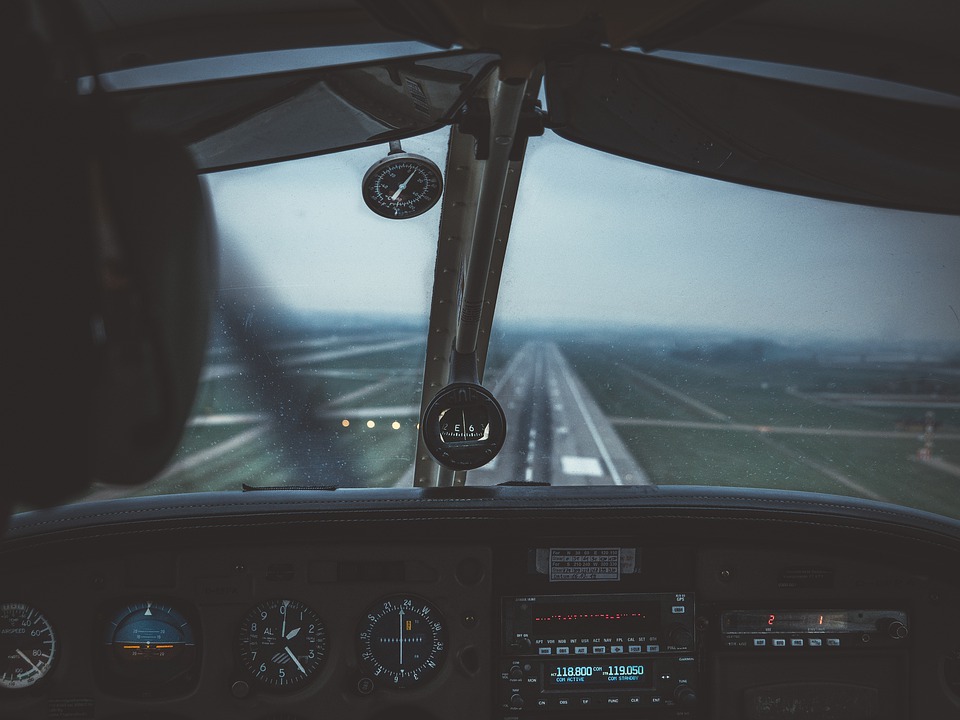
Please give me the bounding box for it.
[546,48,960,215]
[3,0,213,524]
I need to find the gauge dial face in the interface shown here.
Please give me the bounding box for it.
[0,603,57,690]
[362,153,443,219]
[103,601,197,686]
[238,599,327,690]
[359,596,447,689]
[422,383,507,470]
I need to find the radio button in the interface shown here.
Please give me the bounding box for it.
[827,638,841,646]
[753,639,766,647]
[791,639,804,647]
[628,644,643,653]
[538,648,552,655]
[627,696,642,705]
[773,639,786,647]
[610,645,624,654]
[672,606,686,614]
[593,646,606,654]
[556,646,570,655]
[557,698,571,707]
[574,646,588,655]
[809,638,823,647]
[647,644,660,653]
[579,697,592,707]
[606,696,622,705]
[536,699,549,709]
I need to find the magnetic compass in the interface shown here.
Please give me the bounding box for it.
[362,143,443,219]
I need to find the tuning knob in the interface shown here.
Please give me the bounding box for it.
[878,618,909,639]
[674,684,698,706]
[667,624,693,648]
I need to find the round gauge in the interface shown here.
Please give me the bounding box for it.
[237,599,327,690]
[102,601,197,689]
[362,152,443,219]
[422,383,506,470]
[358,595,447,689]
[0,603,57,690]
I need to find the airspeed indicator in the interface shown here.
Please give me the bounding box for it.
[358,596,447,689]
[0,603,56,690]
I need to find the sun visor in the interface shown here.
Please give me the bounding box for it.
[545,49,960,215]
[111,51,497,172]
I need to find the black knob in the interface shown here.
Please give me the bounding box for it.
[674,684,697,706]
[508,666,524,681]
[510,693,525,709]
[877,618,910,640]
[667,624,693,648]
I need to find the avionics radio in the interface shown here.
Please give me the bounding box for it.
[500,593,697,716]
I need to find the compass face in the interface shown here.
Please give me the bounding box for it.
[362,153,443,219]
[358,596,447,689]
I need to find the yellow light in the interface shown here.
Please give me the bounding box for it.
[366,420,376,429]
[391,421,401,430]
[341,419,350,428]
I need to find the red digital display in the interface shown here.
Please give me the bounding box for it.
[533,602,658,636]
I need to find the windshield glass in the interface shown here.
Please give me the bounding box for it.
[476,137,960,520]
[64,126,960,518]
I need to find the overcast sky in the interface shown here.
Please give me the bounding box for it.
[207,128,960,345]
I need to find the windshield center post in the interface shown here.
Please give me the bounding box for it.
[413,71,541,487]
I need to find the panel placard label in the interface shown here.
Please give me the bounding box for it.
[548,548,621,582]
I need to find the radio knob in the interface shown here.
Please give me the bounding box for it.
[508,666,524,681]
[509,637,533,652]
[667,624,693,648]
[510,693,525,709]
[674,684,697,706]
[878,618,909,639]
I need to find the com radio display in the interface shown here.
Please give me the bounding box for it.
[545,661,651,691]
[532,601,660,636]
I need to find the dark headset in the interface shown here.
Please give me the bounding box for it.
[4,0,214,514]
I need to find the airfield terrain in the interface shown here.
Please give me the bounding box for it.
[78,322,960,520]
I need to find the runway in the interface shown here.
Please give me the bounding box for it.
[468,342,651,486]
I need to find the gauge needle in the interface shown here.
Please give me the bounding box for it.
[16,649,41,675]
[285,646,307,675]
[390,170,417,201]
[281,602,287,639]
[285,627,300,640]
[399,609,405,667]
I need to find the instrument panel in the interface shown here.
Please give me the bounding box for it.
[4,492,960,719]
[0,542,492,719]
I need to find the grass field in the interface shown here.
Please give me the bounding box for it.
[62,322,960,521]
[560,335,960,518]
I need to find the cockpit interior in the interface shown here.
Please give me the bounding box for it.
[3,1,960,718]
